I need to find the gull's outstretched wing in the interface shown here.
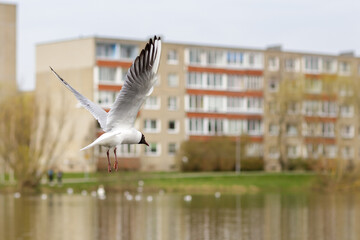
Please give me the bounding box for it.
[105,36,162,131]
[50,67,108,130]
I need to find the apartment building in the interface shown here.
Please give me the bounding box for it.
[0,3,16,88]
[36,36,360,172]
[264,48,360,170]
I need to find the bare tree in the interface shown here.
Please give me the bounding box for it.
[0,89,73,190]
[269,74,305,170]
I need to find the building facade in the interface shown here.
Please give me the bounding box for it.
[0,3,16,88]
[36,36,360,172]
[0,2,16,182]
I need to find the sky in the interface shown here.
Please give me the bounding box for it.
[3,0,360,91]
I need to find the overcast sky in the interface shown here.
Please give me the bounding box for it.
[4,0,360,91]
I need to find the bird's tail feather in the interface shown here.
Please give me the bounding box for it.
[80,143,95,151]
[80,130,122,151]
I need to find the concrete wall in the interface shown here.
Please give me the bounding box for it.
[36,38,97,172]
[0,3,16,88]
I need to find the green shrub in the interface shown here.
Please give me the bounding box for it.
[240,157,264,171]
[177,137,264,171]
[287,158,320,171]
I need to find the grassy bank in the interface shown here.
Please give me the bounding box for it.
[1,171,315,194]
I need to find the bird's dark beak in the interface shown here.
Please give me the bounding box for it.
[140,133,149,146]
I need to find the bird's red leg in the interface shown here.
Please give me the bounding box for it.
[114,147,118,171]
[107,149,111,173]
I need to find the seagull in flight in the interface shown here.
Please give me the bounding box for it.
[50,36,161,172]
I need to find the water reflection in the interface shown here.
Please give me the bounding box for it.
[1,192,360,240]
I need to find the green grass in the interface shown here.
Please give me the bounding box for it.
[35,171,316,194]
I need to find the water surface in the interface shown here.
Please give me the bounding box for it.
[1,191,359,240]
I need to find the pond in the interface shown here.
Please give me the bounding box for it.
[1,191,360,240]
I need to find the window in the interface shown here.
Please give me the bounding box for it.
[325,145,337,159]
[208,96,225,112]
[248,119,262,135]
[206,50,223,65]
[120,44,137,59]
[168,143,177,155]
[269,123,279,136]
[303,122,318,137]
[167,73,179,87]
[99,67,117,82]
[227,75,245,91]
[305,78,322,93]
[268,78,278,92]
[339,61,351,75]
[287,145,299,158]
[322,101,337,117]
[168,120,178,133]
[286,124,297,136]
[340,105,354,117]
[284,58,295,72]
[246,76,263,90]
[144,119,160,133]
[186,72,203,88]
[248,53,255,66]
[145,143,160,156]
[247,98,263,112]
[322,123,334,137]
[227,97,243,112]
[208,118,224,135]
[168,96,178,110]
[342,125,354,139]
[304,56,319,72]
[189,48,201,64]
[188,118,204,134]
[269,146,279,159]
[96,43,118,59]
[306,144,323,159]
[342,146,354,160]
[228,120,245,135]
[287,101,298,114]
[227,51,243,65]
[98,91,117,106]
[144,96,160,110]
[167,50,178,64]
[206,73,223,89]
[323,58,336,73]
[268,57,279,71]
[188,95,203,111]
[304,100,320,116]
[268,101,277,114]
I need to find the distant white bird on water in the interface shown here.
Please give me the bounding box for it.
[50,36,162,172]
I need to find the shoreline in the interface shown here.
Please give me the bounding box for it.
[0,171,317,194]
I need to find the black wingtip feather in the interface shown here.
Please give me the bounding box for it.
[145,42,151,52]
[134,55,140,76]
[139,49,146,72]
[126,35,161,86]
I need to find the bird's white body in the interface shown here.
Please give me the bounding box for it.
[81,128,142,150]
